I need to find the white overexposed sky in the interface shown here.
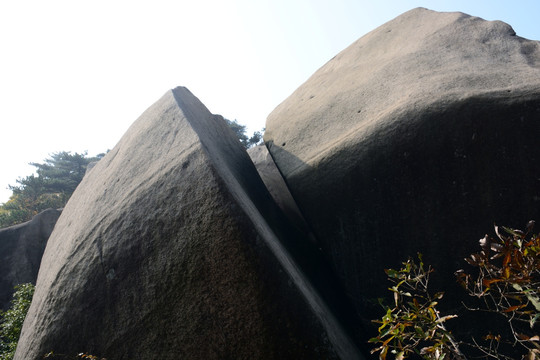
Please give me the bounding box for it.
[1,0,539,203]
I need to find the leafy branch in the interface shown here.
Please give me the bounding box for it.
[371,221,540,360]
[370,255,463,360]
[456,221,540,359]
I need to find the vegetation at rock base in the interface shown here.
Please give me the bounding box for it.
[43,352,106,359]
[0,151,104,228]
[225,118,264,149]
[0,284,106,360]
[0,283,35,360]
[371,221,540,360]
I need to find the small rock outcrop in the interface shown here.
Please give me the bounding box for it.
[15,88,360,359]
[248,145,310,234]
[0,208,61,310]
[265,6,540,326]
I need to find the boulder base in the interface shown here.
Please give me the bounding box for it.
[0,208,61,310]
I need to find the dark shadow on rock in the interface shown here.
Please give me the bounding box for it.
[267,95,540,351]
[247,144,370,355]
[248,145,311,236]
[176,92,367,358]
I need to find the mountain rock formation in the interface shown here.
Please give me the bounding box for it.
[0,208,61,310]
[265,7,540,327]
[15,88,360,359]
[13,7,540,359]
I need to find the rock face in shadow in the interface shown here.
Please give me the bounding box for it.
[247,145,310,235]
[0,208,61,310]
[15,88,361,360]
[265,7,540,327]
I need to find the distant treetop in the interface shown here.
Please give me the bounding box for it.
[225,118,264,149]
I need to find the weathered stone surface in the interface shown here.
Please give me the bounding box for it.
[265,7,540,328]
[16,88,361,359]
[247,145,310,235]
[0,208,61,310]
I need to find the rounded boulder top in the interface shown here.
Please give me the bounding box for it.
[265,7,540,176]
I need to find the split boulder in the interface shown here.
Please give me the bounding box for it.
[15,88,360,359]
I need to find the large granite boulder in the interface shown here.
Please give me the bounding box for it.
[265,7,540,326]
[15,88,361,359]
[0,208,61,310]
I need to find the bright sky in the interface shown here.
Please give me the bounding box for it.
[1,0,539,203]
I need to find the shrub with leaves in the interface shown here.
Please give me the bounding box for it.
[372,221,540,360]
[456,221,540,359]
[369,255,463,360]
[0,283,35,360]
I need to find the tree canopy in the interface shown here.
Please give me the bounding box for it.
[0,152,104,228]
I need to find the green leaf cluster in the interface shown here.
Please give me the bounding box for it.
[0,283,35,360]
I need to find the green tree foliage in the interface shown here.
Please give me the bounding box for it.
[0,283,35,360]
[0,152,104,228]
[26,152,97,195]
[225,118,264,149]
[371,222,540,360]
